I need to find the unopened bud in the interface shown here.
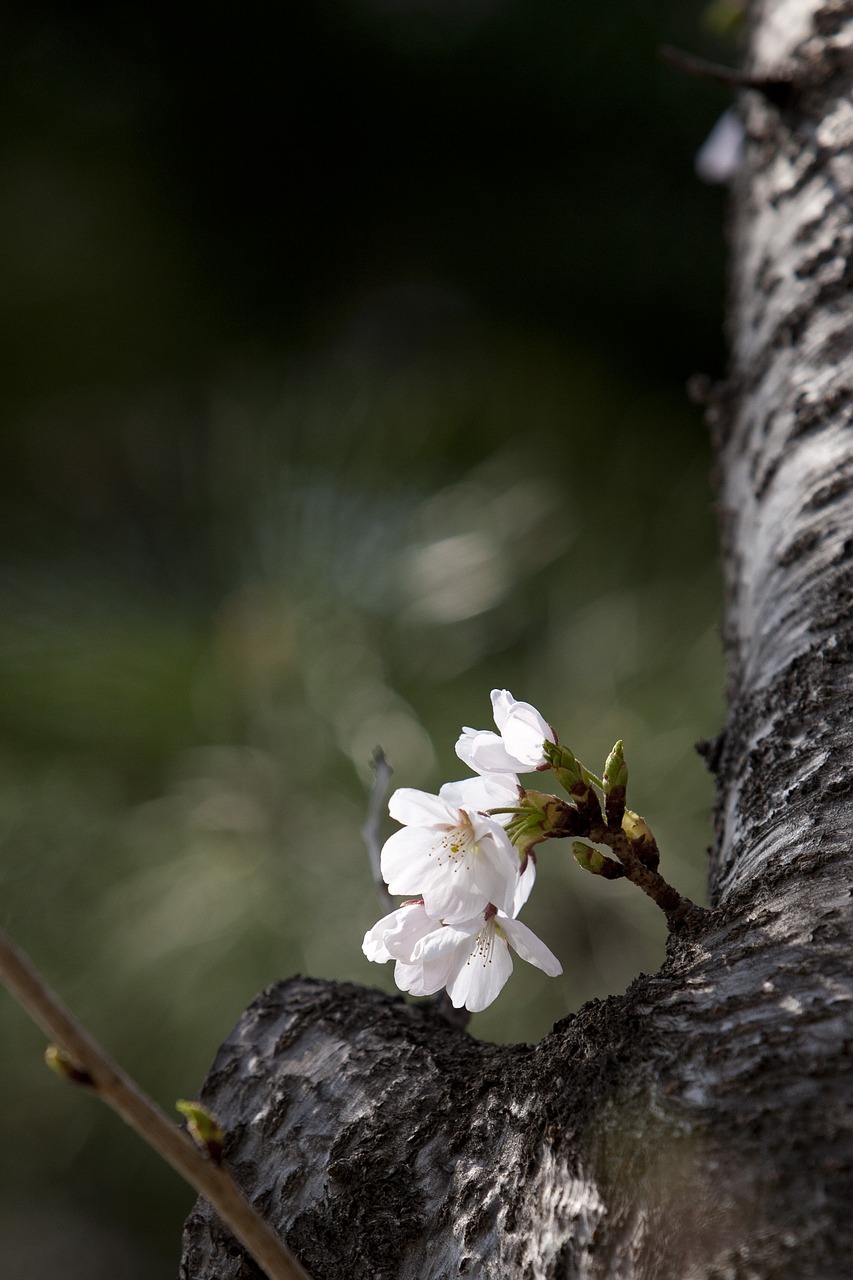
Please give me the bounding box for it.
[621,809,660,869]
[543,741,583,789]
[603,740,628,828]
[176,1099,225,1164]
[45,1044,94,1088]
[603,740,628,791]
[543,742,601,820]
[571,842,626,880]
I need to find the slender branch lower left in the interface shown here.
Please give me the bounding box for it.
[0,928,313,1280]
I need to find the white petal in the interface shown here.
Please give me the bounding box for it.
[362,909,400,963]
[512,857,536,916]
[381,903,441,961]
[389,787,457,829]
[417,925,473,993]
[456,727,528,775]
[468,810,517,850]
[446,921,514,1012]
[490,688,515,732]
[392,958,421,993]
[363,902,436,963]
[380,825,440,896]
[499,915,562,976]
[467,833,519,918]
[420,868,492,925]
[500,700,554,769]
[392,956,447,997]
[440,773,519,814]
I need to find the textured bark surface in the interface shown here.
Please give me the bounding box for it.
[181,4,853,1277]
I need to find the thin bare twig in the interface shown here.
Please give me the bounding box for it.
[0,929,313,1280]
[658,44,792,103]
[362,746,394,912]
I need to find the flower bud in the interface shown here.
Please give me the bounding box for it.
[621,809,660,870]
[571,842,626,879]
[542,742,601,819]
[603,740,628,828]
[543,740,583,788]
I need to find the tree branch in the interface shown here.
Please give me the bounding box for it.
[0,928,313,1280]
[361,746,395,912]
[658,43,792,103]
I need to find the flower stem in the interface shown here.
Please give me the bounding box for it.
[588,821,707,929]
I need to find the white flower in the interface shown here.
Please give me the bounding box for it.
[441,772,537,912]
[362,900,443,996]
[380,784,519,921]
[512,854,536,915]
[456,688,555,776]
[362,900,438,964]
[438,771,520,814]
[398,906,562,1013]
[440,773,537,912]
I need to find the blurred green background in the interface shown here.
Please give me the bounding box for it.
[0,0,736,1274]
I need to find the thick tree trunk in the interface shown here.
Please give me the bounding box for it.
[180,4,853,1277]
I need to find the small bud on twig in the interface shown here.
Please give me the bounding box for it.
[543,742,601,820]
[621,809,660,870]
[602,739,628,829]
[45,1043,95,1087]
[176,1099,225,1164]
[571,842,627,880]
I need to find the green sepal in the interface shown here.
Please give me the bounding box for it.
[542,740,584,790]
[543,742,602,821]
[505,790,592,854]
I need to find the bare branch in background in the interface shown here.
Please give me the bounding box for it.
[0,928,313,1280]
[362,746,395,912]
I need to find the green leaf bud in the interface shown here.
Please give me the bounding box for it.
[542,742,602,819]
[571,843,626,880]
[621,809,660,870]
[603,740,628,828]
[45,1044,95,1088]
[542,740,583,788]
[176,1099,225,1163]
[603,740,628,792]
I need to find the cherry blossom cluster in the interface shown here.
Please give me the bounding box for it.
[363,690,563,1013]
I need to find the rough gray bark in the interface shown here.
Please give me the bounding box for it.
[181,4,853,1277]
